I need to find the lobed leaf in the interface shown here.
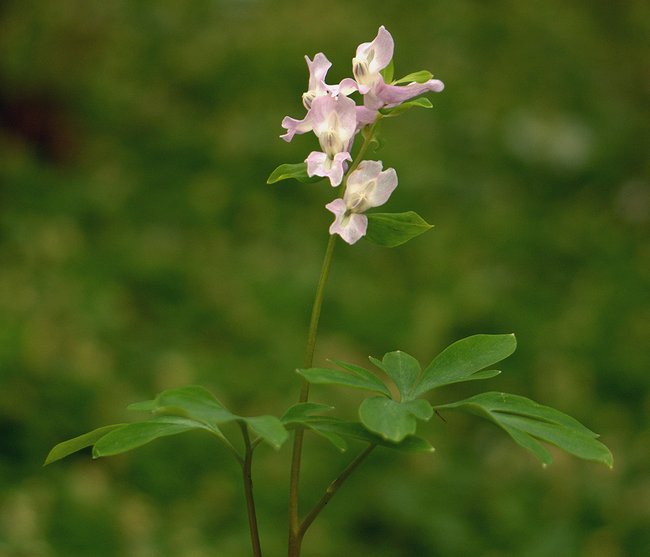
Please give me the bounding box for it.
[93,416,216,458]
[44,424,127,466]
[366,211,433,248]
[413,334,516,397]
[359,397,433,442]
[306,416,434,453]
[370,351,421,400]
[267,163,322,184]
[435,392,613,467]
[297,364,390,397]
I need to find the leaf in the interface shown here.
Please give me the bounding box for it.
[281,403,334,424]
[306,417,434,453]
[241,416,288,449]
[379,98,433,118]
[127,400,156,412]
[297,364,391,397]
[44,424,127,466]
[413,334,516,397]
[402,398,434,421]
[380,59,394,83]
[435,392,614,468]
[152,385,235,425]
[267,163,322,184]
[393,70,433,85]
[370,351,421,400]
[359,397,432,442]
[366,211,433,248]
[93,417,215,458]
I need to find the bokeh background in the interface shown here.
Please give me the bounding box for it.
[1,1,649,556]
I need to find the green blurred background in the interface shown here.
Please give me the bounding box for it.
[1,1,648,555]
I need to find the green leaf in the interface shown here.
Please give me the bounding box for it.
[297,363,391,397]
[370,351,421,400]
[393,70,433,85]
[281,403,334,424]
[152,385,235,425]
[366,211,433,248]
[129,385,288,450]
[435,392,613,467]
[44,424,127,466]
[93,417,215,458]
[359,397,431,442]
[379,97,433,118]
[127,400,156,412]
[402,398,434,421]
[306,417,434,453]
[267,163,321,184]
[380,59,394,83]
[241,416,288,449]
[413,334,516,397]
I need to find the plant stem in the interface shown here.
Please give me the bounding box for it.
[240,422,263,557]
[299,444,376,539]
[287,122,380,557]
[288,233,337,557]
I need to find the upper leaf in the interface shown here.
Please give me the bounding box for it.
[435,392,613,468]
[366,211,433,248]
[267,163,322,184]
[369,350,421,400]
[412,334,516,397]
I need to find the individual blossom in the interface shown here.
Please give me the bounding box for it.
[325,160,398,244]
[305,94,358,187]
[352,25,394,94]
[281,54,357,142]
[353,26,445,117]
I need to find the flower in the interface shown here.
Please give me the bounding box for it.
[352,26,394,94]
[352,26,445,118]
[326,160,398,244]
[281,54,358,143]
[305,94,358,186]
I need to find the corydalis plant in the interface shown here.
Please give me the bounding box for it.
[45,26,613,557]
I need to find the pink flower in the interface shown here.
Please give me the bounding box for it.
[352,26,394,94]
[305,95,358,187]
[281,54,358,143]
[326,160,398,244]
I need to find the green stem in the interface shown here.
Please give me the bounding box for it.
[239,422,263,557]
[299,444,376,539]
[287,122,380,557]
[288,233,337,557]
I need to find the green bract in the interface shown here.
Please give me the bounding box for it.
[267,162,322,184]
[365,211,433,247]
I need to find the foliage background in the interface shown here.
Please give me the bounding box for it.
[1,0,648,555]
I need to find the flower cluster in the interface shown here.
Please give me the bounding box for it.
[280,26,444,244]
